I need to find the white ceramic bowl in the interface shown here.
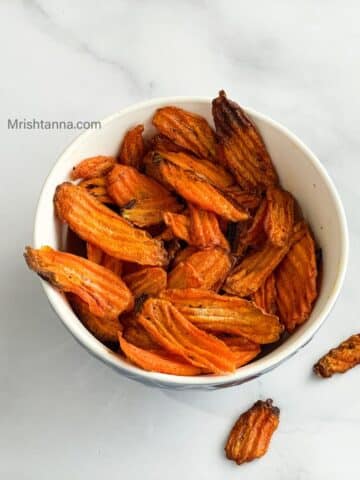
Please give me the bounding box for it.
[33,97,348,390]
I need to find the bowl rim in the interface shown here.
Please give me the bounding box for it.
[33,96,349,387]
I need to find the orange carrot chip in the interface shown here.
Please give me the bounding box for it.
[138,298,236,374]
[264,186,295,247]
[24,246,133,320]
[160,288,282,343]
[276,224,317,332]
[213,90,278,192]
[153,106,216,160]
[54,183,168,266]
[225,399,280,464]
[71,155,116,180]
[118,124,145,170]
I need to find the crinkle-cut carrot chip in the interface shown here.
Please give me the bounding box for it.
[212,90,278,192]
[107,164,183,227]
[149,133,189,154]
[118,124,145,170]
[152,106,217,160]
[188,205,229,250]
[143,152,170,187]
[163,211,191,243]
[224,222,307,297]
[223,185,262,210]
[123,267,167,298]
[86,242,122,276]
[157,150,234,189]
[155,226,175,242]
[172,246,198,268]
[71,155,116,180]
[137,298,236,374]
[107,164,175,206]
[264,186,295,246]
[159,288,282,343]
[121,202,180,229]
[54,182,168,266]
[78,176,113,204]
[102,254,123,276]
[24,246,133,320]
[225,399,280,465]
[313,334,360,378]
[119,333,203,376]
[122,314,160,350]
[234,198,268,256]
[159,160,248,222]
[168,248,231,291]
[220,336,261,367]
[86,242,104,265]
[68,294,120,344]
[276,224,317,332]
[167,261,202,289]
[251,273,277,315]
[164,206,229,250]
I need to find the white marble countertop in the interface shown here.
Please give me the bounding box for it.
[2,1,359,478]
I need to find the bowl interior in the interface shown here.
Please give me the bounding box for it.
[34,98,348,389]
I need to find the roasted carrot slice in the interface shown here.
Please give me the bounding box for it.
[24,246,133,320]
[120,202,181,229]
[138,298,236,374]
[164,206,229,250]
[69,294,120,344]
[107,164,183,227]
[160,288,282,343]
[152,106,217,160]
[313,334,360,378]
[149,133,188,154]
[221,336,261,367]
[172,246,198,268]
[163,212,191,243]
[234,197,268,256]
[225,399,280,464]
[155,226,175,242]
[143,152,170,187]
[54,183,168,266]
[168,248,231,291]
[223,185,262,209]
[157,151,234,189]
[167,261,202,289]
[183,248,231,291]
[212,90,278,192]
[159,161,248,222]
[251,273,277,315]
[71,156,116,180]
[86,242,104,264]
[264,187,295,247]
[86,242,123,275]
[242,198,268,245]
[107,164,175,206]
[123,267,167,297]
[78,176,113,204]
[102,254,123,276]
[118,124,145,170]
[224,222,307,296]
[188,204,229,250]
[122,315,159,350]
[119,333,203,376]
[276,224,317,332]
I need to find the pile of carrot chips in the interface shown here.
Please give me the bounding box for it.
[24,90,321,377]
